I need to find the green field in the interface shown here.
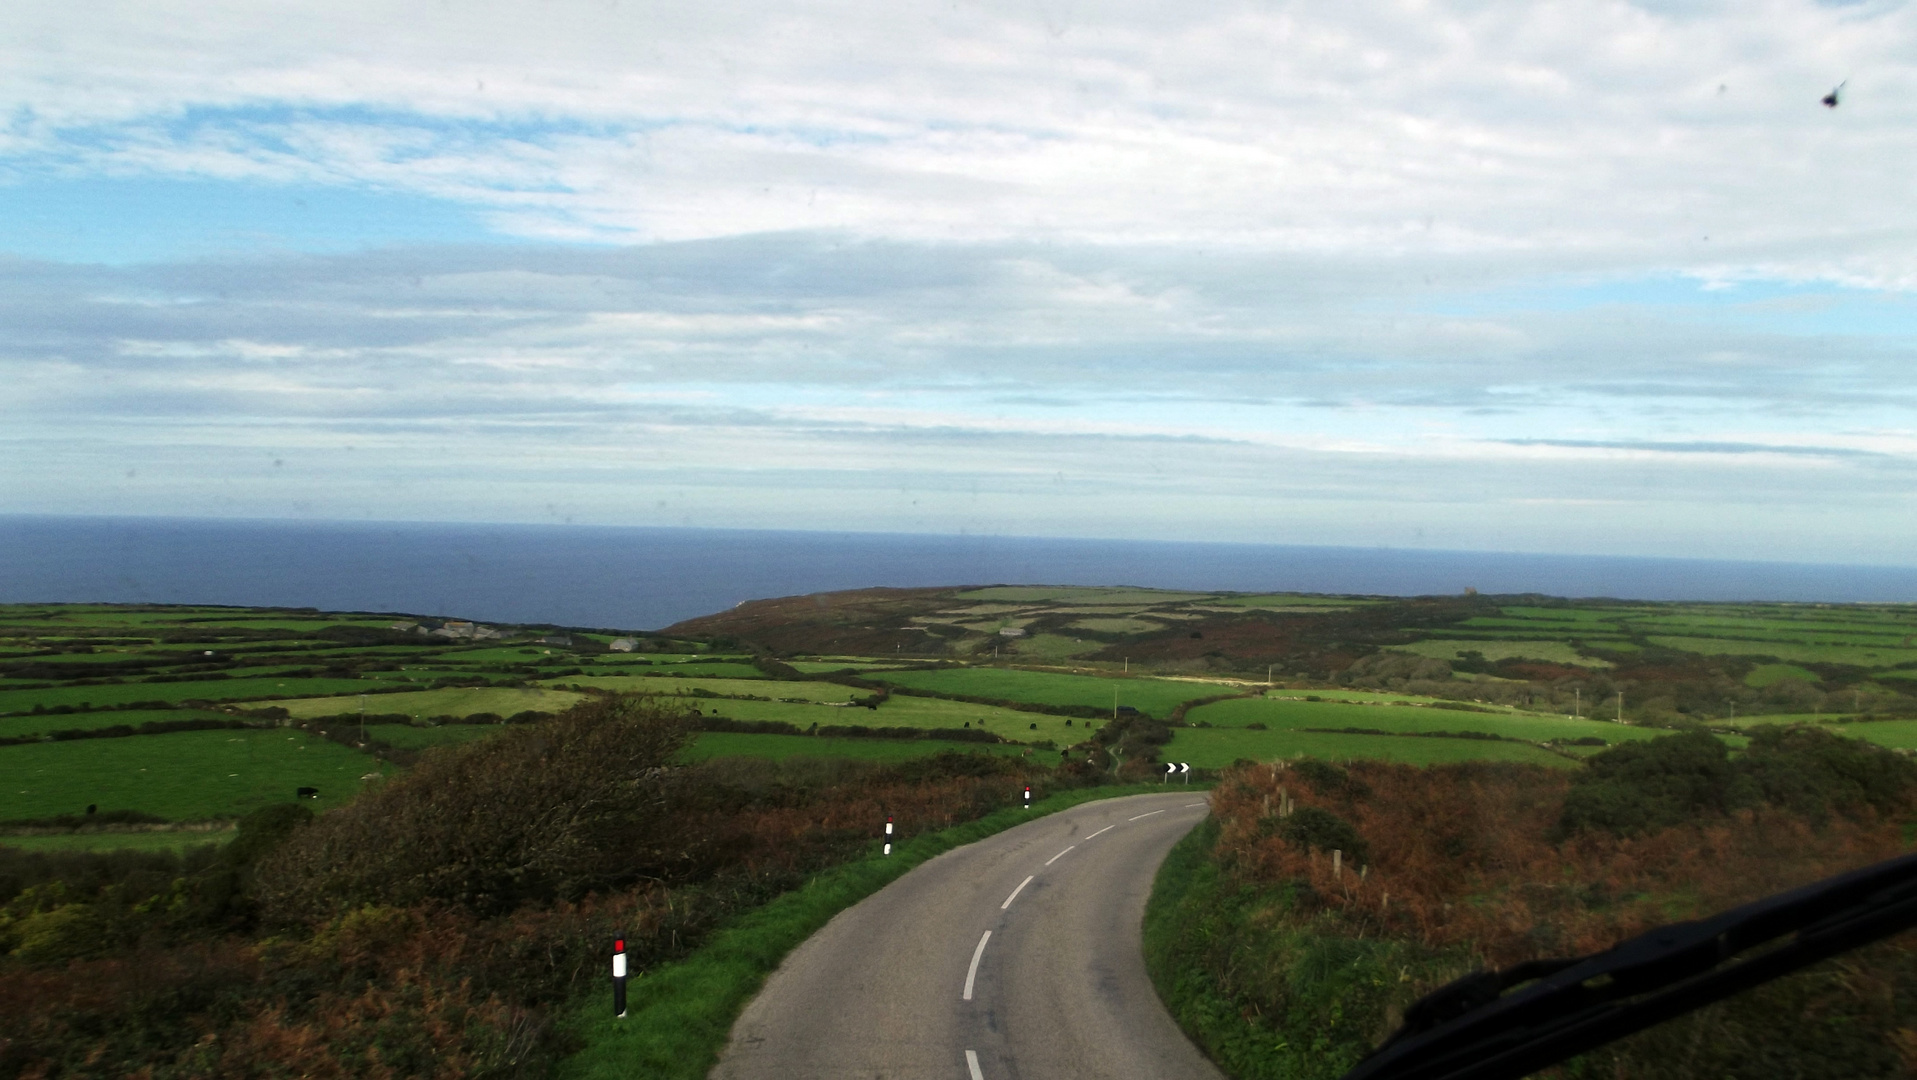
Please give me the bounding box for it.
[1162,727,1575,769]
[1646,637,1917,668]
[781,660,908,673]
[950,586,1213,605]
[275,686,585,720]
[0,729,397,821]
[0,707,235,739]
[1005,634,1104,659]
[541,677,854,702]
[585,662,765,678]
[0,674,417,714]
[689,694,1087,745]
[873,668,1220,717]
[678,732,1032,763]
[1210,594,1380,609]
[1266,689,1523,708]
[0,827,237,853]
[1745,663,1821,688]
[1828,720,1917,750]
[1188,697,1658,745]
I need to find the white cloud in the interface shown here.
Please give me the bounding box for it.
[5,1,1916,276]
[3,2,1916,562]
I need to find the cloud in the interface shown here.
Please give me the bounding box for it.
[5,1,1917,277]
[3,2,1916,565]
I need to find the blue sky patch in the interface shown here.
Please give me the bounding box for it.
[0,177,503,264]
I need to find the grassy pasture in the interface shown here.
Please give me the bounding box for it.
[681,699,868,725]
[1188,698,1656,745]
[1066,617,1166,634]
[681,695,1082,743]
[678,732,1030,763]
[600,662,764,678]
[873,667,1217,717]
[1645,636,1917,668]
[430,646,549,663]
[1210,594,1380,609]
[1162,727,1574,769]
[872,694,1085,740]
[0,674,421,714]
[0,828,237,853]
[0,729,395,821]
[1494,606,1642,623]
[1718,712,1862,728]
[781,660,908,673]
[1745,663,1821,688]
[275,686,585,720]
[1265,689,1527,709]
[538,676,854,701]
[1455,616,1626,632]
[1828,720,1917,751]
[1390,640,1611,667]
[951,586,1212,605]
[1006,634,1104,660]
[0,707,234,740]
[1643,624,1912,646]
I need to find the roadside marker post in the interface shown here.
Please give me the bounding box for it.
[1180,762,1191,784]
[613,935,628,1018]
[1162,762,1175,784]
[1023,784,1032,810]
[884,814,894,856]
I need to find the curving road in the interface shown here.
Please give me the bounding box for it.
[711,791,1222,1080]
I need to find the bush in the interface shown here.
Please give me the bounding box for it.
[1275,806,1369,863]
[1559,728,1917,837]
[1558,731,1746,837]
[1738,725,1917,823]
[255,694,696,919]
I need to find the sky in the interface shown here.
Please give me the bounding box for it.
[4,0,1916,566]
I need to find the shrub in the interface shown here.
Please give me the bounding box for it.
[1276,806,1369,864]
[1558,731,1747,837]
[255,693,696,919]
[1738,725,1917,823]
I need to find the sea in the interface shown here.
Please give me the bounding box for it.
[4,515,1917,632]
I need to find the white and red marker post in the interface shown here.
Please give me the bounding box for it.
[1023,784,1032,809]
[613,934,628,1018]
[883,814,894,856]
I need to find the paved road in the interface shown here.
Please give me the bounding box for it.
[712,791,1223,1080]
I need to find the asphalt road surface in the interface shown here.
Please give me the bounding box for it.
[712,790,1223,1080]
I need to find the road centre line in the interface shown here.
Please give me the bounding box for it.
[1185,802,1205,807]
[963,931,991,1000]
[966,1049,985,1080]
[1000,875,1035,909]
[1085,824,1116,839]
[1044,845,1075,866]
[1128,809,1167,821]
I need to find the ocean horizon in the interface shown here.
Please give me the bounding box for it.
[4,514,1916,632]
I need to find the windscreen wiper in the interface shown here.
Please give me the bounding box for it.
[1341,850,1917,1080]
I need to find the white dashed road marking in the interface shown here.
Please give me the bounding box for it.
[963,931,991,1001]
[1001,875,1034,910]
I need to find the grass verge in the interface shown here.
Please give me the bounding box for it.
[1141,816,1461,1080]
[556,782,1173,1080]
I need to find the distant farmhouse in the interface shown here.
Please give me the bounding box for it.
[427,620,503,641]
[608,637,640,652]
